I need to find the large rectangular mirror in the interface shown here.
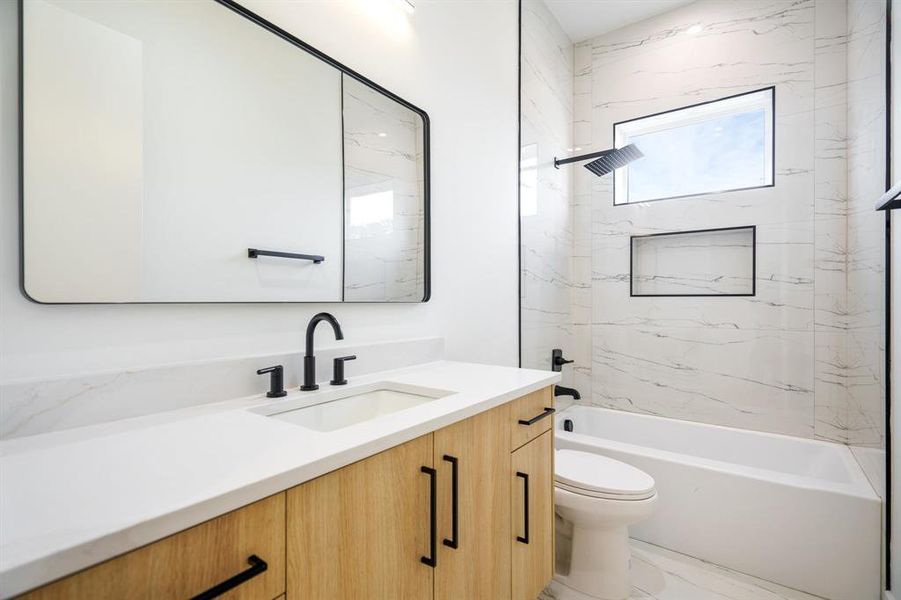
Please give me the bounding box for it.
[20,0,429,303]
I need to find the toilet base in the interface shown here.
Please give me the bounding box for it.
[553,489,657,600]
[555,523,631,600]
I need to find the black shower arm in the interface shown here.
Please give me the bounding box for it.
[554,148,617,169]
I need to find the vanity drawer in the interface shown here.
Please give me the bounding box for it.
[510,386,555,450]
[21,493,285,600]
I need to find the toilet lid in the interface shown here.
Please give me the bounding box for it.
[555,449,655,500]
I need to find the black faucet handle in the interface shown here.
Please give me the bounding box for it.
[331,355,357,386]
[257,365,287,398]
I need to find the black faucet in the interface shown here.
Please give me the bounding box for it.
[554,385,581,400]
[301,312,344,391]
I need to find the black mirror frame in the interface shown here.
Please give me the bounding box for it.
[17,0,431,304]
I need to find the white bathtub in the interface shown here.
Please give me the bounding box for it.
[555,405,881,600]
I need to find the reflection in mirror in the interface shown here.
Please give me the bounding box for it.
[21,0,429,304]
[23,0,343,302]
[342,76,427,302]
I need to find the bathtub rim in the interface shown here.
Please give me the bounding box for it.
[556,406,880,503]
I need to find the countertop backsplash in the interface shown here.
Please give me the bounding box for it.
[0,337,444,440]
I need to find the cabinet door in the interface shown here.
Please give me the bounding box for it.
[286,435,434,599]
[511,430,554,600]
[433,403,511,600]
[21,493,286,600]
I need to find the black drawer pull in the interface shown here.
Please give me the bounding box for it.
[443,455,459,549]
[421,466,438,567]
[190,554,267,600]
[518,407,556,426]
[516,472,529,544]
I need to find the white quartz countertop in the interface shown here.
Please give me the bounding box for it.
[0,360,559,598]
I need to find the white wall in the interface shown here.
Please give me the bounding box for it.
[0,0,520,382]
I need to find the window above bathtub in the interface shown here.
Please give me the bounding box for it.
[613,87,774,205]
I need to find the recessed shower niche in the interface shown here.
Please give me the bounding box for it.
[630,226,756,297]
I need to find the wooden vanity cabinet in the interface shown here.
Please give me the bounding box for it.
[510,386,555,449]
[285,434,434,599]
[508,385,556,600]
[511,430,555,600]
[18,387,555,600]
[433,403,512,600]
[284,390,555,600]
[19,494,286,600]
[285,403,517,600]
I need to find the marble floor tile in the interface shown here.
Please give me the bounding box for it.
[539,539,822,600]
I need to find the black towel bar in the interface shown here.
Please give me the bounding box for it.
[247,248,324,263]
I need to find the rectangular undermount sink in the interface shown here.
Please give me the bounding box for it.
[255,382,455,432]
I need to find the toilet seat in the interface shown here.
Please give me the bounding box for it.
[555,449,655,501]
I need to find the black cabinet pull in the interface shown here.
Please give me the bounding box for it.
[421,466,437,567]
[443,455,459,549]
[516,472,529,544]
[518,407,556,426]
[190,554,268,600]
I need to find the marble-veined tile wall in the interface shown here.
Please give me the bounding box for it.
[813,0,853,447]
[343,76,426,302]
[845,0,887,447]
[573,0,885,445]
[520,0,580,400]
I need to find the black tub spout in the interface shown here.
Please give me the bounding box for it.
[554,385,581,400]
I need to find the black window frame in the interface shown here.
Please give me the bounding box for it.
[612,86,776,207]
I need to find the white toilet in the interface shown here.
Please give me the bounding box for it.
[554,449,657,600]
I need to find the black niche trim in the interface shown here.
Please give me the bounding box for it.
[629,225,757,298]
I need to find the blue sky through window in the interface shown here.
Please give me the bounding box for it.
[622,109,768,203]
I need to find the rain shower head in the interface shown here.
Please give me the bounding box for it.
[554,143,644,177]
[584,144,643,177]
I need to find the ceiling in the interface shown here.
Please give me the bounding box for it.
[543,0,696,43]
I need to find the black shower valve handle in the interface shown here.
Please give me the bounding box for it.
[552,348,573,372]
